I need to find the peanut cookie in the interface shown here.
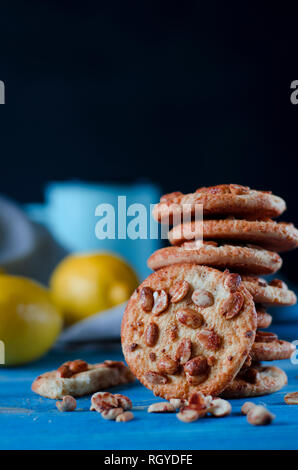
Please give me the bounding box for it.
[153,185,286,223]
[256,307,272,329]
[221,366,287,398]
[242,276,297,307]
[251,334,295,361]
[168,219,298,252]
[31,360,135,399]
[147,243,282,275]
[121,264,257,400]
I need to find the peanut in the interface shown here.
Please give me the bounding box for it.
[148,402,175,413]
[56,395,77,412]
[284,392,298,405]
[101,407,124,420]
[208,398,231,417]
[116,411,134,422]
[247,405,275,425]
[192,289,214,308]
[169,281,190,303]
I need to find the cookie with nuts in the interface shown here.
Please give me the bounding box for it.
[168,219,298,253]
[242,276,297,307]
[153,185,286,223]
[222,365,287,398]
[31,359,134,399]
[147,243,282,275]
[251,333,295,361]
[256,307,272,329]
[121,263,257,400]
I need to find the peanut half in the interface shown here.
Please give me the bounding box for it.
[56,395,77,412]
[116,411,134,422]
[148,402,176,413]
[284,392,298,405]
[247,405,275,426]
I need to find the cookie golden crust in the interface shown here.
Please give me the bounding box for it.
[153,185,286,223]
[31,360,135,399]
[221,366,287,398]
[168,219,298,253]
[251,338,295,361]
[147,244,282,275]
[256,308,272,329]
[242,276,297,307]
[121,264,257,400]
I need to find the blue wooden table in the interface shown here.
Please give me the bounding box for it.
[1,323,298,450]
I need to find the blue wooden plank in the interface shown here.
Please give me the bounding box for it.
[0,329,298,450]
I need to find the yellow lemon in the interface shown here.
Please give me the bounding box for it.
[50,253,139,325]
[0,274,62,366]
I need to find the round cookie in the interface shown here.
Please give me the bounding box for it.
[168,219,298,253]
[221,366,287,398]
[147,243,282,275]
[121,264,257,400]
[251,332,295,361]
[242,276,297,307]
[256,308,272,329]
[153,184,286,223]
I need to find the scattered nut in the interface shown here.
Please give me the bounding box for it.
[176,307,204,329]
[189,392,212,410]
[152,290,169,315]
[169,281,190,303]
[177,408,200,423]
[140,287,154,312]
[116,411,134,422]
[284,392,298,404]
[145,322,159,347]
[148,402,176,413]
[170,398,187,409]
[91,391,118,412]
[208,398,231,417]
[101,407,124,420]
[114,394,132,410]
[241,402,256,415]
[192,289,214,308]
[56,395,77,412]
[247,405,275,425]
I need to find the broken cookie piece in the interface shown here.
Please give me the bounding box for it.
[31,359,135,399]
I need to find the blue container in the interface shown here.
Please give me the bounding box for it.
[25,181,162,280]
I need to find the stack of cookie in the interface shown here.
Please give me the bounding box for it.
[122,184,298,400]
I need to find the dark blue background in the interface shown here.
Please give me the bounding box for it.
[0,0,298,277]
